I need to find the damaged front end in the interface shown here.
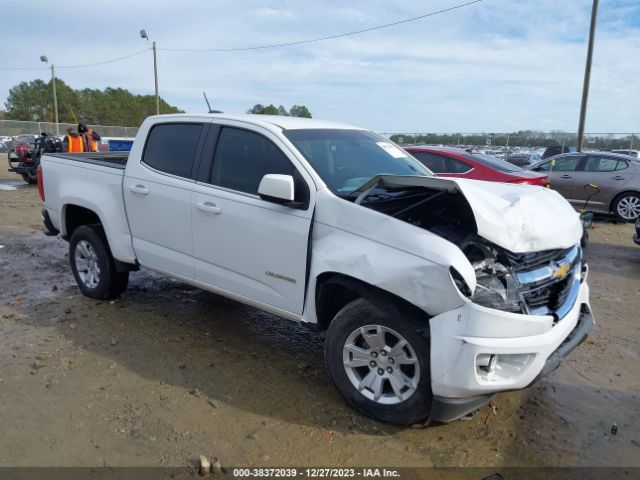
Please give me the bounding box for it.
[350,174,584,319]
[455,240,583,319]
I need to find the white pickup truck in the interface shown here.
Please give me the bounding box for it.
[39,114,594,425]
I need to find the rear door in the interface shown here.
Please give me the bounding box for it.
[190,123,315,314]
[123,121,208,277]
[571,155,633,210]
[533,154,584,205]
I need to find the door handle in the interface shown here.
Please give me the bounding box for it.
[129,184,149,195]
[197,201,222,214]
[560,174,572,179]
[612,175,625,181]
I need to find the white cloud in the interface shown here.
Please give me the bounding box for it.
[1,0,639,133]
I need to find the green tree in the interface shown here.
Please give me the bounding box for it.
[4,77,182,126]
[247,103,279,115]
[248,103,312,118]
[289,105,312,118]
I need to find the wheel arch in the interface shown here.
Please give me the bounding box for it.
[62,203,103,239]
[314,272,430,333]
[62,203,137,272]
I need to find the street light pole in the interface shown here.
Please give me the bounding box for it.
[51,64,59,135]
[40,55,59,135]
[577,0,599,152]
[140,29,160,115]
[152,41,159,115]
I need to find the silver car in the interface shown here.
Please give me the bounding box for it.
[528,152,640,221]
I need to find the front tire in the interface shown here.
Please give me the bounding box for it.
[69,225,129,299]
[324,298,432,425]
[613,192,640,221]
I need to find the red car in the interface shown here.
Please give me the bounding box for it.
[404,146,550,187]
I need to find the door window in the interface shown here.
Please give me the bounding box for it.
[541,155,582,171]
[142,123,204,178]
[210,127,309,205]
[584,156,623,172]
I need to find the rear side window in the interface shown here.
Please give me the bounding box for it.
[449,158,473,173]
[585,155,627,172]
[411,152,449,173]
[412,152,472,174]
[143,123,204,178]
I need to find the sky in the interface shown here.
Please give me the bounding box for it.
[1,0,639,133]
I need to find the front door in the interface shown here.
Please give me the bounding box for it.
[535,154,585,206]
[191,124,314,314]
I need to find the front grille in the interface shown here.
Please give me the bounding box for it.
[512,245,581,317]
[521,274,574,312]
[506,246,574,273]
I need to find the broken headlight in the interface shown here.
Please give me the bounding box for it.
[473,264,521,311]
[464,242,522,312]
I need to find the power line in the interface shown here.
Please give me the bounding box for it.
[57,47,151,69]
[0,47,151,71]
[0,0,483,71]
[159,0,483,53]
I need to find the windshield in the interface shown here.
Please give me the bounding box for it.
[464,152,523,173]
[283,129,431,194]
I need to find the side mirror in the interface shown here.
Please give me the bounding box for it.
[258,174,295,205]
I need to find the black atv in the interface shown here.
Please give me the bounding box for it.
[7,132,62,184]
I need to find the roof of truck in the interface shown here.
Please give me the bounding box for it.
[157,113,366,131]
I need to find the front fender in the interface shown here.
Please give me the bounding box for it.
[302,222,470,324]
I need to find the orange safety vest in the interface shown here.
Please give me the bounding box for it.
[87,137,98,152]
[66,134,84,153]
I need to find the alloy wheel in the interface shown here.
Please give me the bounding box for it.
[342,324,420,405]
[74,240,101,289]
[617,195,640,220]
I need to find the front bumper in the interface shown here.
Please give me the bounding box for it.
[429,273,593,422]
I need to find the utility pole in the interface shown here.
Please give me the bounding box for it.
[577,0,599,152]
[40,56,59,135]
[140,29,160,115]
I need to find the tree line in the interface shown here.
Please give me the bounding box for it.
[1,77,315,127]
[3,78,182,126]
[389,131,638,150]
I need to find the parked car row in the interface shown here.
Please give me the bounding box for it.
[401,145,640,222]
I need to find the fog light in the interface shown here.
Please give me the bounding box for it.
[475,353,535,382]
[476,354,497,374]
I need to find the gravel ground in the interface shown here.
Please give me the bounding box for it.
[0,170,639,470]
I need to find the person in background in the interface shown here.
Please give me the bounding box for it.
[78,123,101,152]
[62,127,84,153]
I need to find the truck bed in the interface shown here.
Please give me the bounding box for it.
[46,152,129,169]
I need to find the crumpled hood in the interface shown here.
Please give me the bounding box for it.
[361,175,583,253]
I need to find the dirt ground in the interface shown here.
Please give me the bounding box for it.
[1,167,639,471]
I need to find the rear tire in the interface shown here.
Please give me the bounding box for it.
[324,298,432,425]
[21,173,37,184]
[612,192,640,222]
[69,225,129,299]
